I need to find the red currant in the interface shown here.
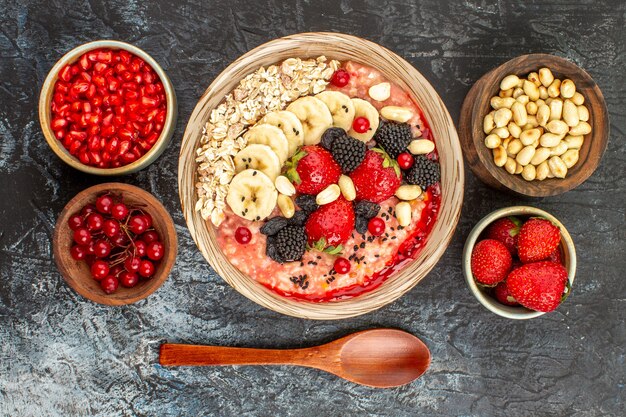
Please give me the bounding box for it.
[111,231,129,247]
[86,213,104,231]
[110,265,124,277]
[133,240,147,257]
[95,194,114,214]
[90,260,109,280]
[333,257,351,274]
[124,256,141,272]
[70,245,87,260]
[111,202,129,220]
[102,219,120,238]
[367,217,386,236]
[128,215,148,234]
[142,213,153,229]
[235,227,252,244]
[352,116,370,134]
[397,152,414,170]
[330,69,350,87]
[81,204,97,216]
[93,240,112,258]
[100,275,119,294]
[138,259,155,277]
[68,214,84,230]
[73,227,92,245]
[85,240,96,255]
[120,271,139,288]
[146,241,164,261]
[141,230,159,243]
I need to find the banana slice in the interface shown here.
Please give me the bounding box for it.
[349,98,380,142]
[315,91,355,131]
[226,169,277,222]
[286,96,333,145]
[243,124,289,165]
[259,111,304,157]
[233,144,281,181]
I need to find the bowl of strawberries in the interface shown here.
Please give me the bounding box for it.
[463,206,576,319]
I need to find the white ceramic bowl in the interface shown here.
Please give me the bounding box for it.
[463,206,576,319]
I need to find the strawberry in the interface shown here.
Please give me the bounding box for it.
[485,216,521,255]
[349,148,401,203]
[518,218,561,263]
[493,281,519,306]
[285,145,341,195]
[506,261,569,312]
[547,248,562,264]
[470,239,512,285]
[305,196,355,249]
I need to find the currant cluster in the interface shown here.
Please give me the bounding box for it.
[68,193,164,294]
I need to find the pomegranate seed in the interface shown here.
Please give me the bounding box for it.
[96,50,113,63]
[93,62,108,74]
[130,57,144,72]
[143,71,155,84]
[68,130,88,142]
[118,140,131,155]
[145,132,159,146]
[113,115,126,127]
[78,151,90,165]
[133,73,143,84]
[91,96,103,107]
[70,66,80,76]
[87,51,98,61]
[101,151,112,163]
[54,129,66,140]
[119,50,132,64]
[71,81,90,96]
[118,128,136,142]
[120,71,134,82]
[59,65,73,82]
[87,124,100,137]
[51,118,68,130]
[109,94,123,106]
[114,63,127,73]
[155,110,166,124]
[86,84,97,99]
[107,76,121,92]
[79,71,92,83]
[89,151,102,164]
[105,137,119,154]
[121,152,137,164]
[87,135,101,151]
[140,96,158,108]
[56,82,70,94]
[101,124,116,138]
[144,84,157,95]
[52,92,65,105]
[82,102,91,113]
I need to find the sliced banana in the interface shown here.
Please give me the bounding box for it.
[233,144,281,181]
[259,111,304,157]
[243,124,289,165]
[286,96,333,145]
[226,169,277,222]
[349,98,380,142]
[314,91,355,131]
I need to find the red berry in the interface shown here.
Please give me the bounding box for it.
[128,215,148,234]
[396,153,414,170]
[81,204,97,216]
[517,218,561,263]
[68,214,84,230]
[100,275,119,294]
[146,241,164,260]
[485,217,521,256]
[109,265,124,277]
[493,281,519,306]
[350,150,401,203]
[547,248,562,264]
[111,202,129,220]
[142,213,153,229]
[124,256,141,272]
[138,259,155,277]
[352,116,370,134]
[73,227,92,245]
[286,146,342,195]
[90,260,109,280]
[506,261,569,312]
[141,230,159,243]
[333,257,351,274]
[120,271,139,288]
[330,68,350,87]
[95,194,114,214]
[235,227,252,245]
[305,197,355,247]
[111,231,129,247]
[86,213,104,231]
[133,240,147,257]
[70,245,87,260]
[367,217,386,236]
[93,240,112,258]
[102,219,120,238]
[470,239,513,285]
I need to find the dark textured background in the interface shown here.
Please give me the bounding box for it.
[1,0,625,416]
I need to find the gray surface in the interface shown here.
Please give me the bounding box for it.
[1,0,625,416]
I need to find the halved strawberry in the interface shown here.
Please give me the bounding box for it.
[349,148,401,203]
[518,218,561,263]
[285,145,341,195]
[485,216,521,255]
[305,196,355,250]
[506,261,569,312]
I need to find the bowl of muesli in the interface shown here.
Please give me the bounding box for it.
[179,32,464,319]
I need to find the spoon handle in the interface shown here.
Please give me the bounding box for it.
[160,344,330,368]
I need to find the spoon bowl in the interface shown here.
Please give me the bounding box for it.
[159,329,430,388]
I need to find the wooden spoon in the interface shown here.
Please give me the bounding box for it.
[159,329,430,388]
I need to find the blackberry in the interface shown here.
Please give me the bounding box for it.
[260,216,289,236]
[266,236,285,263]
[331,134,366,174]
[405,155,440,188]
[320,127,346,150]
[275,225,307,262]
[289,210,308,226]
[295,194,318,213]
[355,216,369,235]
[354,200,380,219]
[374,122,412,158]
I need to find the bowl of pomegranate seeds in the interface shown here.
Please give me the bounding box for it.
[39,40,177,175]
[463,206,576,319]
[53,183,177,305]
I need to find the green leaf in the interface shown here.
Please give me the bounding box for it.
[324,245,343,255]
[284,148,307,185]
[560,279,572,303]
[373,147,401,178]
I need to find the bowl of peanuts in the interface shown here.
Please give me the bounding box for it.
[459,53,609,197]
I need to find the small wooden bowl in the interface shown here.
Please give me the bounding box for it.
[459,54,609,197]
[178,32,464,319]
[463,206,576,319]
[39,40,178,175]
[53,183,177,305]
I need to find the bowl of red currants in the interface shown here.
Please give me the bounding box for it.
[39,40,177,175]
[53,183,177,305]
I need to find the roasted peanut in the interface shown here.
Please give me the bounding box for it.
[540,132,564,148]
[395,202,412,227]
[548,156,568,178]
[395,185,422,201]
[484,134,501,149]
[516,145,536,166]
[492,127,510,139]
[560,79,576,99]
[511,101,528,126]
[277,194,295,218]
[563,99,580,127]
[500,74,520,91]
[571,92,585,105]
[275,175,296,196]
[493,146,507,167]
[507,138,523,156]
[505,157,517,174]
[550,141,568,156]
[380,106,413,122]
[548,98,563,121]
[494,108,513,128]
[520,128,541,146]
[536,161,550,180]
[490,96,516,110]
[539,86,549,100]
[577,105,589,122]
[530,147,551,165]
[338,175,356,201]
[561,149,579,168]
[547,79,561,98]
[515,162,524,174]
[525,115,539,128]
[523,80,540,101]
[499,88,514,98]
[483,112,495,134]
[408,139,435,155]
[539,67,554,87]
[522,164,536,181]
[508,122,522,139]
[564,135,584,149]
[569,121,592,136]
[528,72,541,87]
[516,94,530,105]
[513,87,524,99]
[526,101,538,115]
[537,104,550,126]
[546,119,569,135]
[316,184,340,205]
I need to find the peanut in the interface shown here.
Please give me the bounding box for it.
[513,87,524,99]
[499,88,514,98]
[550,141,568,156]
[530,147,551,165]
[577,105,589,122]
[490,96,516,110]
[536,161,550,180]
[520,128,541,146]
[505,157,517,174]
[546,119,569,135]
[564,135,584,149]
[547,79,561,98]
[539,86,549,100]
[395,185,422,201]
[526,101,538,115]
[528,72,541,87]
[571,92,585,105]
[508,122,522,139]
[540,132,563,148]
[560,79,576,99]
[277,194,295,218]
[511,101,528,126]
[338,175,356,201]
[537,104,550,126]
[569,121,592,136]
[563,99,580,127]
[500,74,520,90]
[522,164,536,181]
[368,82,391,101]
[316,184,340,205]
[395,202,412,227]
[515,162,524,174]
[380,106,413,123]
[492,127,510,139]
[561,149,579,168]
[516,94,530,105]
[507,139,523,156]
[548,156,568,178]
[548,98,563,121]
[516,145,536,166]
[523,80,540,101]
[275,175,296,196]
[493,146,507,167]
[494,108,513,128]
[484,134,501,149]
[408,139,436,155]
[483,112,495,134]
[539,68,554,87]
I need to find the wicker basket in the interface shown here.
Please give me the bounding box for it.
[178,32,464,319]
